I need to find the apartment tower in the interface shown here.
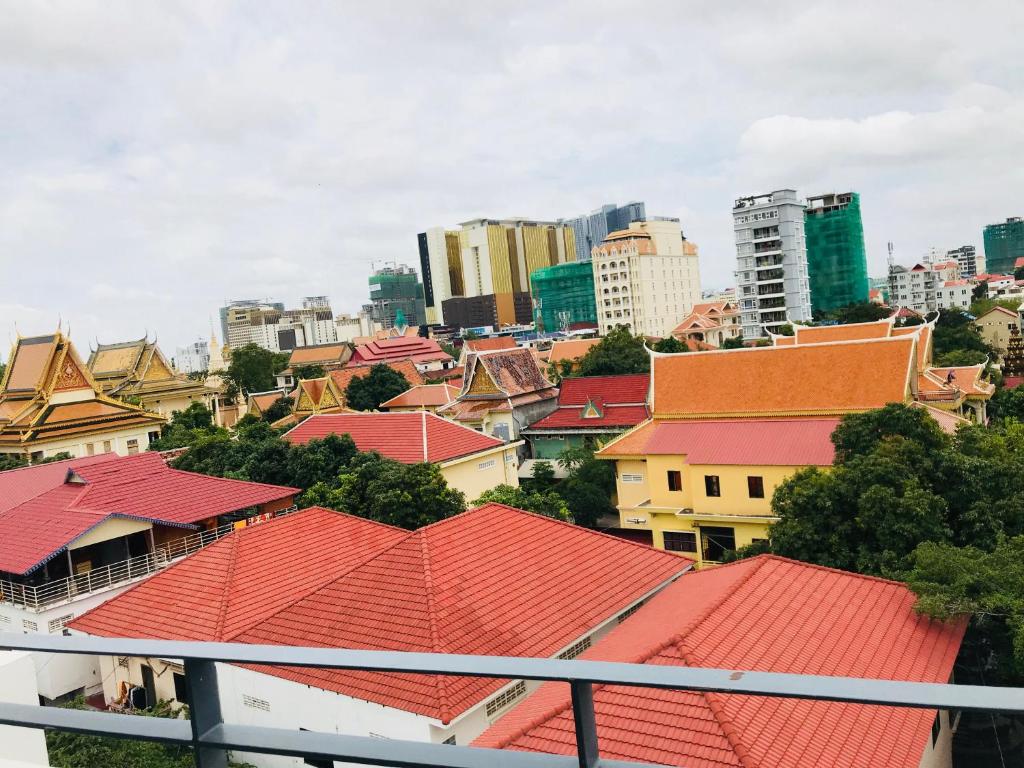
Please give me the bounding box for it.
[804,192,868,314]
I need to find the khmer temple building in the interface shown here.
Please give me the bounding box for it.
[87,337,212,417]
[0,331,166,461]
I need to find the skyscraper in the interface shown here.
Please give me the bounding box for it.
[417,228,464,325]
[733,190,812,338]
[530,261,597,332]
[948,244,984,280]
[565,201,646,261]
[366,264,426,329]
[804,192,868,314]
[983,217,1024,275]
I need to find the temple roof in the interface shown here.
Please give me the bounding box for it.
[87,337,208,399]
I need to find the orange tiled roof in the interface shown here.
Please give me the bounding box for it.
[652,337,916,417]
[792,319,893,344]
[547,338,600,363]
[288,343,350,366]
[378,383,460,409]
[464,337,516,353]
[328,360,425,394]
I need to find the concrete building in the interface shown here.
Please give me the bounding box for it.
[530,260,597,333]
[173,339,210,374]
[949,244,984,279]
[888,262,938,314]
[417,228,464,325]
[221,297,338,353]
[563,201,646,262]
[671,301,742,348]
[976,305,1022,355]
[441,293,532,330]
[733,190,812,338]
[983,216,1024,275]
[366,264,426,329]
[804,192,868,314]
[592,219,702,338]
[934,280,972,310]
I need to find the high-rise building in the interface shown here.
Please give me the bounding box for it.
[220,297,338,352]
[564,202,646,262]
[733,190,812,338]
[592,219,702,338]
[887,262,937,314]
[804,192,868,314]
[984,217,1024,276]
[174,340,211,374]
[948,244,984,279]
[366,264,426,330]
[417,228,464,325]
[530,261,597,333]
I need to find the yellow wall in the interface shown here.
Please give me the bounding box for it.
[440,445,520,501]
[487,224,514,294]
[70,518,151,550]
[610,455,812,567]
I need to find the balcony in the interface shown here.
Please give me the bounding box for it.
[0,511,298,612]
[757,269,785,282]
[0,634,1021,768]
[757,282,785,297]
[755,255,783,268]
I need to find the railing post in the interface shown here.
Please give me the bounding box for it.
[185,659,228,768]
[570,680,599,768]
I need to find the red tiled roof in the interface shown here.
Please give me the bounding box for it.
[282,412,505,463]
[476,555,966,768]
[528,374,649,431]
[329,360,425,397]
[71,508,407,641]
[379,384,460,409]
[598,418,838,465]
[349,337,452,367]
[74,503,691,723]
[0,453,298,575]
[0,453,115,514]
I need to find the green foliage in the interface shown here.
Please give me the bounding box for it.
[831,403,949,463]
[936,348,990,366]
[774,323,795,337]
[577,326,650,376]
[720,335,745,349]
[308,452,465,528]
[226,344,282,396]
[823,301,892,325]
[292,364,326,380]
[652,336,687,353]
[529,459,556,486]
[557,445,616,529]
[344,364,410,411]
[439,341,459,359]
[971,297,1021,318]
[932,307,993,363]
[38,452,74,464]
[474,484,571,522]
[261,396,293,423]
[149,403,222,451]
[990,384,1024,423]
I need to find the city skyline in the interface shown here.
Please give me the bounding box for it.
[1,2,1021,353]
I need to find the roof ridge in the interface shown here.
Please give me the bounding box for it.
[418,529,454,723]
[697,685,757,768]
[213,532,241,641]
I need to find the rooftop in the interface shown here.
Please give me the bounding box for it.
[476,555,966,768]
[527,374,650,432]
[282,411,505,464]
[379,383,460,410]
[0,452,297,575]
[349,337,451,366]
[546,338,601,364]
[288,343,351,366]
[73,503,692,723]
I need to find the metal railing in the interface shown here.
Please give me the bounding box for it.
[1,510,298,611]
[1,634,1023,768]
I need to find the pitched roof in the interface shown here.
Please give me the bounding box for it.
[288,343,351,366]
[791,319,893,344]
[379,384,460,410]
[976,305,1020,320]
[0,453,298,575]
[463,337,516,353]
[282,412,505,463]
[74,503,691,723]
[461,347,555,397]
[651,337,916,417]
[597,418,838,465]
[349,337,451,367]
[527,374,650,431]
[926,365,995,397]
[70,507,407,641]
[476,555,966,768]
[328,360,424,395]
[547,338,601,364]
[247,390,287,415]
[88,338,207,398]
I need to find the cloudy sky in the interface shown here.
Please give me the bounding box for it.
[1,1,1022,355]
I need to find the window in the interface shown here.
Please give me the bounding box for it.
[22,620,38,632]
[620,473,643,483]
[148,431,160,444]
[47,614,74,634]
[103,440,112,453]
[663,531,697,553]
[86,443,95,456]
[700,526,736,562]
[442,735,457,745]
[126,439,140,455]
[485,680,527,717]
[242,694,271,711]
[173,673,189,705]
[477,459,496,470]
[747,476,765,498]
[666,470,682,492]
[704,475,721,497]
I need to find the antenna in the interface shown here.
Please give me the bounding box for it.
[887,241,895,271]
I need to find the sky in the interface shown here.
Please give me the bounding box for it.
[1,1,1022,356]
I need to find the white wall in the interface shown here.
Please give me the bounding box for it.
[0,652,49,766]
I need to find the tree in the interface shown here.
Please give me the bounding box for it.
[149,403,223,451]
[556,445,617,528]
[831,403,949,462]
[721,335,745,350]
[989,384,1024,422]
[344,364,410,411]
[38,452,74,464]
[226,344,281,396]
[292,364,326,380]
[287,434,358,492]
[474,484,571,521]
[775,323,795,337]
[261,396,293,423]
[826,301,892,324]
[529,459,556,486]
[936,348,990,366]
[577,326,650,376]
[306,452,465,528]
[931,307,993,363]
[652,336,687,353]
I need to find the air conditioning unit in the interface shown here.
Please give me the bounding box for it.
[625,517,647,525]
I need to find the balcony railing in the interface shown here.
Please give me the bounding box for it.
[918,388,962,403]
[0,634,1023,768]
[0,509,299,612]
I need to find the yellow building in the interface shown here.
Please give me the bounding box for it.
[88,337,213,416]
[975,305,1021,355]
[0,331,166,460]
[282,411,521,500]
[598,332,929,565]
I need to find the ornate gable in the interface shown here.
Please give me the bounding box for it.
[466,361,501,396]
[142,347,175,381]
[296,390,315,413]
[52,354,91,392]
[319,386,339,410]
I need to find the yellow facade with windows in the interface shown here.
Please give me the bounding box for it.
[609,455,807,567]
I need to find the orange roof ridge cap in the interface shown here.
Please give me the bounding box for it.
[595,417,655,454]
[756,553,922,588]
[212,532,242,641]
[418,530,454,723]
[698,686,757,768]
